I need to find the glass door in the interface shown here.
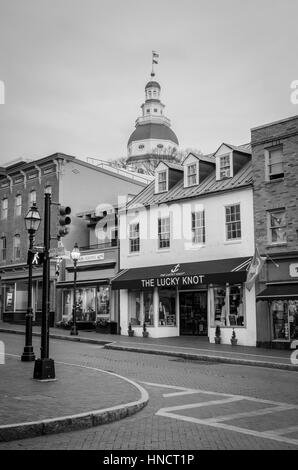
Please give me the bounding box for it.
[179,291,208,335]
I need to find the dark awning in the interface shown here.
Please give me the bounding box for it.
[56,278,110,288]
[257,283,298,300]
[111,257,251,290]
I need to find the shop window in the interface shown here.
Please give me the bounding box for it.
[15,280,28,311]
[225,204,241,240]
[187,163,198,186]
[213,284,244,327]
[14,194,22,216]
[76,287,96,321]
[63,290,73,318]
[192,211,205,244]
[158,217,170,249]
[1,198,8,219]
[13,234,21,260]
[4,283,15,311]
[266,147,284,180]
[128,290,141,325]
[143,290,154,326]
[97,286,110,317]
[268,209,286,244]
[159,290,176,326]
[0,236,6,262]
[35,280,43,311]
[271,300,298,340]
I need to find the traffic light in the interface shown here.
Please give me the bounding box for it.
[58,206,71,238]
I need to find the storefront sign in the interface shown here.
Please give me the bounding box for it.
[141,275,205,288]
[79,253,104,263]
[289,263,298,278]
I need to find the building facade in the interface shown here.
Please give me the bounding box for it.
[251,115,298,349]
[0,153,146,325]
[113,144,257,346]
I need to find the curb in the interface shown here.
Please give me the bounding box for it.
[104,344,298,372]
[0,363,149,442]
[0,327,112,346]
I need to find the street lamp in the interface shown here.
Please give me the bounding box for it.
[21,203,41,361]
[70,242,80,336]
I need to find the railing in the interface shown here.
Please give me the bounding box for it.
[79,240,119,251]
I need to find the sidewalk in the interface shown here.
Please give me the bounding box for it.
[0,321,297,371]
[0,354,148,442]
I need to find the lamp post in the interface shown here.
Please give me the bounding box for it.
[70,243,80,336]
[21,203,41,362]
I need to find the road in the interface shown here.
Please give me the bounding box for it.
[0,332,298,450]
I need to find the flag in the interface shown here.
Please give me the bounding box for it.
[152,51,159,64]
[245,247,266,291]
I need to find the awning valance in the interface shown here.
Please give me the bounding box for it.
[111,257,251,290]
[56,278,110,289]
[257,283,298,300]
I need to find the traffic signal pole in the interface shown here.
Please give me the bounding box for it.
[33,193,55,380]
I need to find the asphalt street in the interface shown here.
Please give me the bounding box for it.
[0,332,298,450]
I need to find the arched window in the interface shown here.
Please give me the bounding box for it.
[13,234,21,260]
[15,194,22,216]
[1,198,8,219]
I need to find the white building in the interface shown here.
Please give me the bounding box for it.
[113,143,257,346]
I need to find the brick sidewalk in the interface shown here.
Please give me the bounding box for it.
[0,354,148,441]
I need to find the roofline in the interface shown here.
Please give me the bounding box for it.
[251,114,298,131]
[213,142,251,156]
[182,152,215,165]
[126,181,253,212]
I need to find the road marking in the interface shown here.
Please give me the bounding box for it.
[142,382,298,447]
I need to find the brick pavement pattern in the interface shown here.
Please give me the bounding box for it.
[0,333,297,450]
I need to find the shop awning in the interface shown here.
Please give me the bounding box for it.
[56,278,110,288]
[111,257,252,290]
[257,283,298,300]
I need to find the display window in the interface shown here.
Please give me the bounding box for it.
[158,289,176,326]
[212,284,245,327]
[62,285,110,322]
[271,299,298,340]
[128,290,141,325]
[143,290,154,326]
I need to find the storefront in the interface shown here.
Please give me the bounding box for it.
[0,264,56,324]
[112,256,257,345]
[56,247,119,330]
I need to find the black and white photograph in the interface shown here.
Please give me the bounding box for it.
[0,0,297,459]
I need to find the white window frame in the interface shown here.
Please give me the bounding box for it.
[186,163,198,186]
[158,216,170,249]
[129,223,140,253]
[265,146,284,181]
[219,154,231,179]
[268,209,287,245]
[225,204,241,240]
[28,190,36,207]
[1,198,8,219]
[192,211,205,244]
[0,236,6,262]
[156,170,168,193]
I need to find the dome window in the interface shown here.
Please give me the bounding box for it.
[157,144,164,149]
[154,108,158,112]
[138,144,145,149]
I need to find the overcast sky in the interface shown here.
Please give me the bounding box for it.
[0,0,297,165]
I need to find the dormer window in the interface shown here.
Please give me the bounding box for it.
[219,155,231,179]
[157,171,167,192]
[186,163,198,186]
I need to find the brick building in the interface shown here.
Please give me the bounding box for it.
[0,153,147,324]
[251,115,298,348]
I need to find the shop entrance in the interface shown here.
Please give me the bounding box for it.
[179,291,208,336]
